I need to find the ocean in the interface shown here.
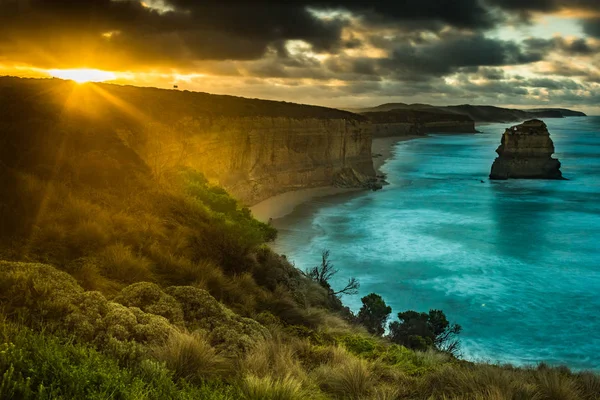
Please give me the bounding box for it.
[272,117,600,371]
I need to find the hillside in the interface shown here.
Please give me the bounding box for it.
[0,77,598,399]
[354,103,587,123]
[363,108,478,136]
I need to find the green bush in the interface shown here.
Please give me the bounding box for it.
[114,282,186,327]
[0,322,237,400]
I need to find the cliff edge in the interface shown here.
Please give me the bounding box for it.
[0,77,375,205]
[489,120,563,180]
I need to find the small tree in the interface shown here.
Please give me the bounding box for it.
[305,250,359,298]
[388,309,461,356]
[356,293,392,336]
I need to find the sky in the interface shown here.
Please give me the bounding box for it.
[1,0,599,114]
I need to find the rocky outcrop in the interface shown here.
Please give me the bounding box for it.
[332,167,385,190]
[489,120,563,180]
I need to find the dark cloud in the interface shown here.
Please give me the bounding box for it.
[488,0,600,12]
[478,68,507,80]
[521,78,583,90]
[0,0,347,68]
[523,37,598,57]
[0,0,502,69]
[583,18,600,38]
[380,34,544,79]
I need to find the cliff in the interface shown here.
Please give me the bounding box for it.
[0,77,375,205]
[158,116,376,204]
[354,103,586,123]
[489,119,563,180]
[363,109,477,137]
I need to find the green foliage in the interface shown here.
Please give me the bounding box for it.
[339,334,450,376]
[114,282,186,327]
[165,285,271,355]
[388,309,462,355]
[0,322,237,400]
[356,293,392,337]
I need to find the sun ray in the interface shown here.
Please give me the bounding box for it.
[48,69,117,84]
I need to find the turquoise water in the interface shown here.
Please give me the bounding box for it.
[273,117,600,371]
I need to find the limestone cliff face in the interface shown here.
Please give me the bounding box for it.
[489,120,563,180]
[0,77,377,206]
[141,116,375,205]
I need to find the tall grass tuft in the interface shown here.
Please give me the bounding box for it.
[100,243,154,284]
[152,331,228,383]
[242,337,306,382]
[534,369,581,400]
[241,374,306,400]
[312,347,375,399]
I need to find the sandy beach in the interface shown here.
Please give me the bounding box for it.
[371,135,421,173]
[250,135,421,223]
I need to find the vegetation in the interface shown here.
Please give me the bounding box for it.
[305,250,360,299]
[389,310,462,356]
[357,293,392,337]
[0,77,597,399]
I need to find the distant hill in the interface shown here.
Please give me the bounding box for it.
[351,103,586,123]
[527,108,587,117]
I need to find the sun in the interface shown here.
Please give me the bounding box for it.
[48,68,117,83]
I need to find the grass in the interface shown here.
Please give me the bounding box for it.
[152,331,228,383]
[312,347,375,399]
[241,375,307,400]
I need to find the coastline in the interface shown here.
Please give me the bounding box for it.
[250,135,420,223]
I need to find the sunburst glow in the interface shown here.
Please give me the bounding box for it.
[48,68,116,83]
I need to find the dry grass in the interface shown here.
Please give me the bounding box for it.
[312,347,375,399]
[576,371,600,400]
[152,331,228,383]
[534,369,581,400]
[100,243,154,284]
[242,336,307,383]
[241,374,307,400]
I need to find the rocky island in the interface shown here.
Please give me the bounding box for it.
[489,119,563,180]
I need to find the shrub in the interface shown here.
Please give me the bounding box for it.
[356,293,392,337]
[165,286,270,355]
[66,291,176,346]
[0,260,83,321]
[0,321,237,400]
[388,309,461,355]
[114,282,185,327]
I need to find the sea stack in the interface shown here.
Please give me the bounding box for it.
[489,119,563,180]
